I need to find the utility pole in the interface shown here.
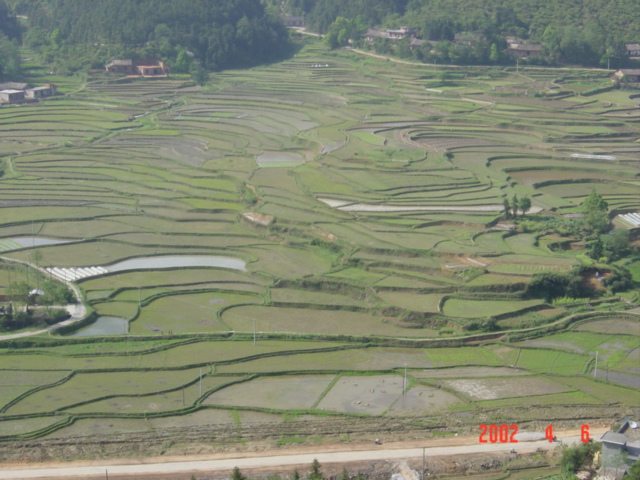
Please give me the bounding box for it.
[422,447,426,480]
[594,351,598,378]
[402,363,408,409]
[404,364,407,392]
[199,368,202,397]
[253,318,256,346]
[138,287,141,310]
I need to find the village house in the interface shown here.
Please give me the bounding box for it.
[410,38,428,49]
[614,69,640,83]
[0,89,25,103]
[283,15,306,27]
[0,82,59,104]
[387,26,416,39]
[105,59,167,77]
[105,59,135,74]
[625,43,640,58]
[454,33,485,45]
[508,43,543,58]
[25,84,57,99]
[365,26,417,43]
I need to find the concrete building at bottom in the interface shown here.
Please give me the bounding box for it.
[599,417,640,479]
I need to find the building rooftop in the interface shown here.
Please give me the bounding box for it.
[106,59,133,67]
[618,69,640,75]
[509,44,543,51]
[601,431,628,446]
[0,82,29,90]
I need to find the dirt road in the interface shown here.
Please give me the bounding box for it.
[0,428,606,479]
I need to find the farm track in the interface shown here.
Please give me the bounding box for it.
[0,427,610,479]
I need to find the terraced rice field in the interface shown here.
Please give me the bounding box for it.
[0,41,638,447]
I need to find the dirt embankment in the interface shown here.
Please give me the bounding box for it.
[0,410,617,465]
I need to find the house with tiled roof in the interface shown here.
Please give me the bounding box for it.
[625,43,640,57]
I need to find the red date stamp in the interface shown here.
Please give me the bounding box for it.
[546,425,591,443]
[479,424,518,443]
[479,424,590,444]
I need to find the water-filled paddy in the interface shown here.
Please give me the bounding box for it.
[0,237,69,252]
[256,152,304,167]
[70,316,128,337]
[106,255,246,272]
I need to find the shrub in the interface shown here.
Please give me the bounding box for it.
[603,267,634,294]
[44,309,70,325]
[560,441,599,475]
[0,310,34,331]
[526,268,594,301]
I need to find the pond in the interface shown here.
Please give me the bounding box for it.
[106,255,246,272]
[0,237,69,252]
[13,237,70,247]
[47,256,247,283]
[256,152,303,167]
[70,316,128,337]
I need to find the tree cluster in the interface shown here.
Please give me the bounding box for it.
[0,0,21,79]
[288,0,640,67]
[0,277,73,331]
[13,0,290,74]
[288,0,406,34]
[525,267,594,302]
[503,194,531,219]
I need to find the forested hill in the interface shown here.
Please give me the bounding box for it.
[291,0,640,43]
[11,0,290,71]
[0,0,21,79]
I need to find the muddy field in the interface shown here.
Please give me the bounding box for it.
[576,319,640,335]
[414,367,531,379]
[444,377,569,400]
[204,375,334,410]
[316,375,461,415]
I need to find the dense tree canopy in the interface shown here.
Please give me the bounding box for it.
[11,0,290,72]
[286,0,639,66]
[286,0,407,33]
[0,0,21,79]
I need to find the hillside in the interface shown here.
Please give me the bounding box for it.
[0,32,638,465]
[290,0,640,66]
[0,0,20,79]
[8,0,290,72]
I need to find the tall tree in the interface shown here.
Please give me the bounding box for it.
[503,198,511,219]
[309,459,323,480]
[232,467,246,480]
[581,190,609,233]
[518,196,531,217]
